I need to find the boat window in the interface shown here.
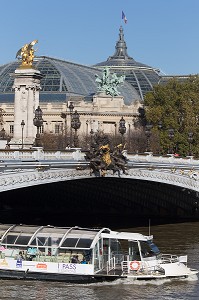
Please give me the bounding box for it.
[61,238,78,248]
[140,241,160,257]
[29,238,36,246]
[36,237,46,246]
[29,237,48,247]
[110,239,122,254]
[129,241,141,261]
[76,238,92,248]
[83,249,92,262]
[2,234,18,245]
[15,235,31,246]
[147,240,160,255]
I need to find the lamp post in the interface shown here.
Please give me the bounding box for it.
[33,106,43,147]
[0,128,5,140]
[71,110,81,147]
[119,116,126,144]
[158,121,162,154]
[68,102,74,147]
[61,112,67,148]
[86,120,89,138]
[145,123,153,152]
[21,120,25,149]
[168,128,174,154]
[90,128,94,148]
[188,132,193,156]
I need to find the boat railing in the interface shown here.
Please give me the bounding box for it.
[160,254,179,264]
[121,260,165,275]
[107,257,116,274]
[112,253,124,264]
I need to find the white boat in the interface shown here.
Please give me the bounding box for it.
[0,224,197,283]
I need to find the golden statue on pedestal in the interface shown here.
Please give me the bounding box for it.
[16,40,38,68]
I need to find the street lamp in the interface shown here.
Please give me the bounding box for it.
[90,128,94,148]
[33,106,43,147]
[61,112,67,148]
[68,102,74,147]
[21,120,25,149]
[145,123,153,152]
[71,110,81,147]
[0,128,5,140]
[168,128,174,154]
[158,121,162,154]
[119,116,126,144]
[188,132,193,156]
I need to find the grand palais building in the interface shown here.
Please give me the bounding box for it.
[0,26,188,144]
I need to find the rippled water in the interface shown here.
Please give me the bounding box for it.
[0,222,199,300]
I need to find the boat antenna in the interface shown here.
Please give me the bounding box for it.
[148,219,151,236]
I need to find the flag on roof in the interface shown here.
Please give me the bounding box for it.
[122,11,127,24]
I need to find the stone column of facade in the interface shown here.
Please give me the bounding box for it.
[10,68,42,148]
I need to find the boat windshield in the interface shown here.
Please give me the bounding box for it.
[147,240,160,255]
[139,240,160,258]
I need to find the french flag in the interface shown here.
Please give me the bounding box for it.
[122,11,127,24]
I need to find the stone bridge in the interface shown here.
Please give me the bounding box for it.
[0,148,199,227]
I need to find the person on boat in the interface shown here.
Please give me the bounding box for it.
[18,251,24,260]
[71,255,79,263]
[81,258,87,264]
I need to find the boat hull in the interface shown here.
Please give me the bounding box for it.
[0,268,196,283]
[0,268,126,283]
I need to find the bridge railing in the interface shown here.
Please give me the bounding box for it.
[127,153,199,165]
[0,148,199,167]
[0,148,85,161]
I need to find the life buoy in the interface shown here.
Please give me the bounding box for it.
[130,260,140,271]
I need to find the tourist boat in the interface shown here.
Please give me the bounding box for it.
[0,223,197,283]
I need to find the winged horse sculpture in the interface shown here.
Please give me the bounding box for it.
[16,40,38,68]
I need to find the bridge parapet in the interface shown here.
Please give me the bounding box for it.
[0,149,199,193]
[0,149,199,168]
[0,148,85,161]
[127,153,198,166]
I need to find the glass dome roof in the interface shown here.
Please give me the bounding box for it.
[0,224,109,250]
[94,26,162,101]
[0,56,141,105]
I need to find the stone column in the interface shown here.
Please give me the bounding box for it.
[10,68,42,148]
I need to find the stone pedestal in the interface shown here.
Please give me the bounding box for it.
[10,68,42,148]
[92,93,124,111]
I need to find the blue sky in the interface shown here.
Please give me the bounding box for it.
[0,0,199,75]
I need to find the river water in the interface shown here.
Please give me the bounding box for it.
[0,222,199,300]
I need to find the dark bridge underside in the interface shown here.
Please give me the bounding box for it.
[0,178,199,228]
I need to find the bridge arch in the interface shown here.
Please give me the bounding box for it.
[0,166,198,228]
[0,151,199,227]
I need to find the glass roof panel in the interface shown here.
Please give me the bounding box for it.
[76,238,93,248]
[61,238,78,248]
[0,225,109,249]
[0,224,13,239]
[0,57,141,105]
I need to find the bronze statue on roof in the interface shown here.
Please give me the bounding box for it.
[95,67,125,97]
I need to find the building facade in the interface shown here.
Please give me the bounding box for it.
[0,26,188,146]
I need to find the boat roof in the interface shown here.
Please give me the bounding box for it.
[0,224,152,250]
[101,231,152,241]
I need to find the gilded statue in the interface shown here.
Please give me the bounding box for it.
[16,40,38,68]
[84,132,128,177]
[95,67,125,97]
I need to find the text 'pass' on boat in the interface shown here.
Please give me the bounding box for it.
[0,224,197,283]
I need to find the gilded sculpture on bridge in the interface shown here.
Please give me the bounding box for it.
[85,131,128,177]
[16,40,38,68]
[95,67,125,97]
